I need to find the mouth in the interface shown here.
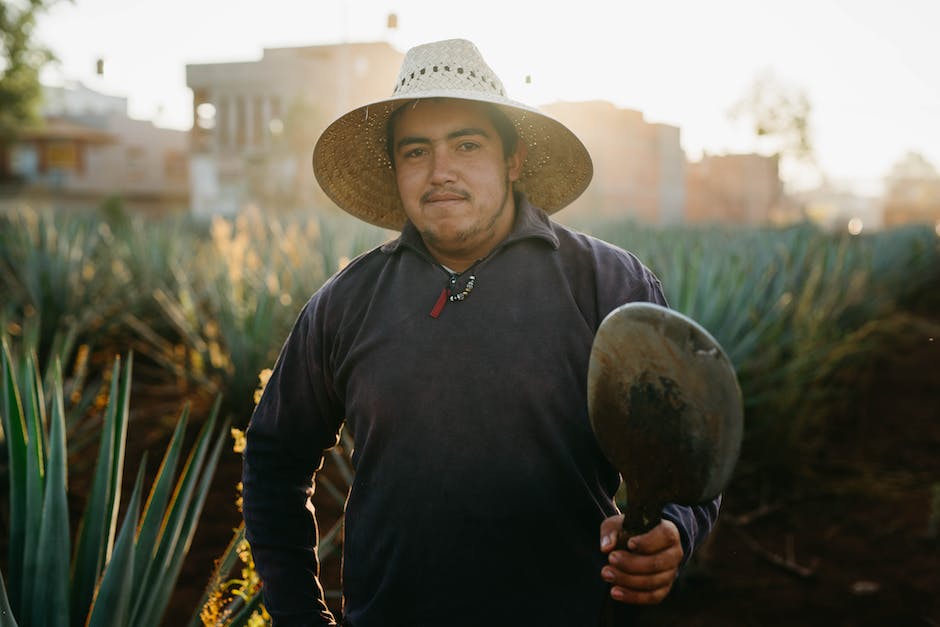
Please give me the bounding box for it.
[422,189,469,205]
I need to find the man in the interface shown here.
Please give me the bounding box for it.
[243,39,720,626]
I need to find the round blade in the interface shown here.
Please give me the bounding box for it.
[588,302,743,506]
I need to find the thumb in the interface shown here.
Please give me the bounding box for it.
[599,515,624,553]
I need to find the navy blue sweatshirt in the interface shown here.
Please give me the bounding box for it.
[243,197,721,626]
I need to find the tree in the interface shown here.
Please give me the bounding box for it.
[884,151,940,206]
[0,0,61,140]
[728,69,819,189]
[887,151,938,182]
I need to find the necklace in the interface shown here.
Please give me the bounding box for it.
[429,267,479,318]
[448,273,475,302]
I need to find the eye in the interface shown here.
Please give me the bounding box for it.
[457,141,480,152]
[402,147,427,159]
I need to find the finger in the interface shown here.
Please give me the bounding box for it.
[601,565,675,592]
[609,584,672,606]
[627,519,681,554]
[608,546,682,576]
[599,515,625,553]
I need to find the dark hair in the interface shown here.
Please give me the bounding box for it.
[385,99,520,167]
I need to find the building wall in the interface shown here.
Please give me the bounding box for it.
[1,84,190,215]
[43,82,127,117]
[543,101,684,224]
[685,153,786,225]
[186,42,404,216]
[68,113,189,198]
[654,124,685,225]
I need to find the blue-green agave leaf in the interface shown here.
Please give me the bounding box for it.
[1,340,28,617]
[85,456,145,627]
[70,356,123,626]
[30,361,71,625]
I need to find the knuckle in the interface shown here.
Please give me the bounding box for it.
[609,549,630,569]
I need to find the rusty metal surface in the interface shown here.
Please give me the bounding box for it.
[588,302,743,533]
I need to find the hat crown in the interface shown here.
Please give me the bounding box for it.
[392,38,507,98]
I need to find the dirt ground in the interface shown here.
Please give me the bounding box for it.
[165,319,939,626]
[645,346,940,627]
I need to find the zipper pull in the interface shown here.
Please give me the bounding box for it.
[430,286,448,318]
[430,273,458,319]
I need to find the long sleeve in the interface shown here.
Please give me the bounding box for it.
[242,296,344,626]
[663,496,722,567]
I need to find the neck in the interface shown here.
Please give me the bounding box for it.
[422,186,517,273]
[430,248,489,274]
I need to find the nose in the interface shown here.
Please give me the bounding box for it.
[429,145,456,185]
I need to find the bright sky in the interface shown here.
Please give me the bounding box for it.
[36,0,940,193]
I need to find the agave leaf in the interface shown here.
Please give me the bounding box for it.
[39,324,80,398]
[131,404,191,589]
[152,286,209,355]
[85,457,145,627]
[30,361,71,626]
[328,430,355,488]
[130,397,222,625]
[69,356,123,626]
[0,567,20,627]
[19,352,46,624]
[60,376,105,458]
[318,516,345,563]
[317,475,350,509]
[0,340,28,617]
[121,313,194,384]
[105,352,133,550]
[147,420,230,624]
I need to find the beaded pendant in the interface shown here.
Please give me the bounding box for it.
[429,272,476,318]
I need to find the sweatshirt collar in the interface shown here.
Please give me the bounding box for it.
[380,192,560,257]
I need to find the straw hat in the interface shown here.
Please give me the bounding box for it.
[313,38,593,230]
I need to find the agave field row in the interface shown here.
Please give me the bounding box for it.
[2,205,938,468]
[0,206,388,425]
[1,205,938,624]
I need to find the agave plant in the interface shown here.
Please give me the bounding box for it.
[0,208,130,371]
[130,209,387,425]
[0,314,104,462]
[0,338,229,626]
[573,218,940,479]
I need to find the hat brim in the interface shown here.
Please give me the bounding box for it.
[313,92,593,230]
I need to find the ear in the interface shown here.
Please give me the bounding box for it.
[506,140,527,183]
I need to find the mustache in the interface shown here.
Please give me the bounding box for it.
[421,187,470,203]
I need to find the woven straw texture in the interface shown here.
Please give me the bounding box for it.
[313,39,593,230]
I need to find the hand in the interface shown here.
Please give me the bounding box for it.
[599,516,683,605]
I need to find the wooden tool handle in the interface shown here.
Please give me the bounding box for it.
[600,504,661,626]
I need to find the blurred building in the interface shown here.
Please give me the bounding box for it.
[685,153,793,225]
[882,152,940,228]
[185,41,403,216]
[544,101,685,224]
[181,45,793,227]
[0,82,189,215]
[43,82,127,117]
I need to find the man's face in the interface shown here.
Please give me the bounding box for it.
[391,98,525,270]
